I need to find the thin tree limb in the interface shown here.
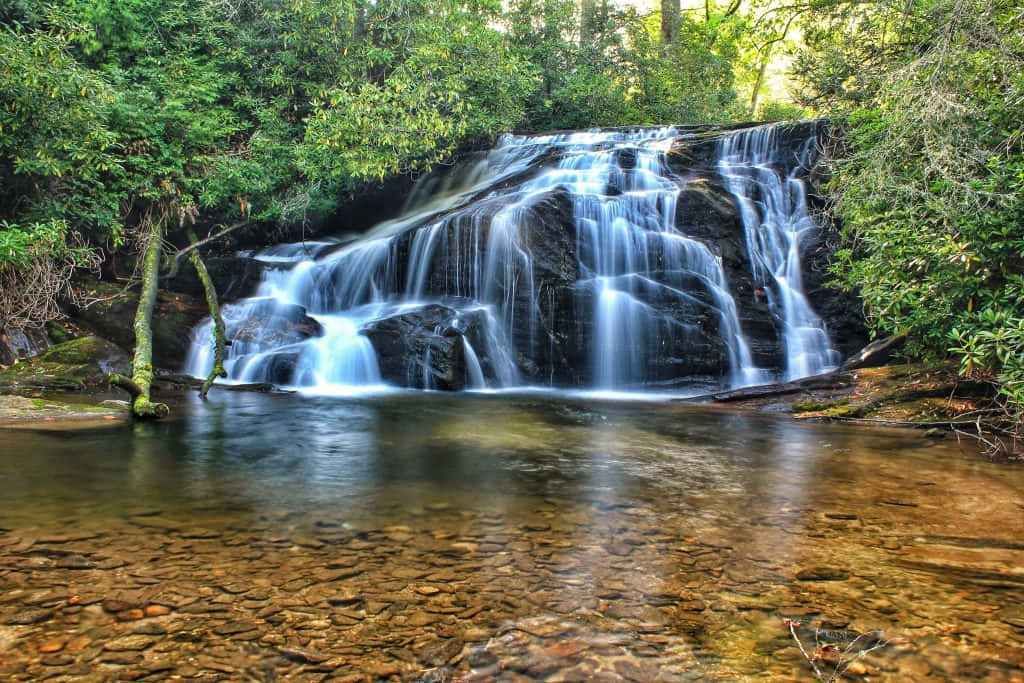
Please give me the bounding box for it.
[164,221,252,279]
[187,230,229,399]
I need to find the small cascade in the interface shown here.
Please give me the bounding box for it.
[718,125,841,380]
[185,122,839,394]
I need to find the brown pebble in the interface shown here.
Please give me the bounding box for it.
[144,604,171,617]
[103,599,135,613]
[415,585,441,596]
[117,608,145,621]
[64,636,92,653]
[37,638,66,653]
[327,593,361,605]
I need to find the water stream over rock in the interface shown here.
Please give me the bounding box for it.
[186,122,844,394]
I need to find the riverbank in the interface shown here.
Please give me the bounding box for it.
[701,363,1020,459]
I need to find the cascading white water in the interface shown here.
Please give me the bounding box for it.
[186,123,838,394]
[718,125,841,381]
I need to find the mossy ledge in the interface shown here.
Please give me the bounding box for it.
[0,336,129,394]
[0,395,130,427]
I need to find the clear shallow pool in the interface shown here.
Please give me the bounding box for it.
[1,392,1022,680]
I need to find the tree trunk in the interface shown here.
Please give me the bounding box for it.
[661,0,680,44]
[187,231,229,399]
[750,51,771,113]
[580,0,597,45]
[126,215,169,419]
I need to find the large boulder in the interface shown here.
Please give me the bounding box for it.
[361,304,472,391]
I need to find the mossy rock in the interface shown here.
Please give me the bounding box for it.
[866,397,977,423]
[0,336,129,393]
[819,404,864,418]
[37,336,116,365]
[792,398,863,418]
[792,400,844,412]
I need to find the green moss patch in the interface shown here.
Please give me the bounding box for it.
[0,336,129,393]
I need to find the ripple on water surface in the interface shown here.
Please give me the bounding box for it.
[0,392,1022,680]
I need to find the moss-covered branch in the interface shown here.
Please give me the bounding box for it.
[125,214,170,419]
[108,373,143,399]
[187,230,228,399]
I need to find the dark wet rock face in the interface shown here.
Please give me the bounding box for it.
[0,327,50,366]
[361,305,471,390]
[164,255,264,304]
[66,279,207,369]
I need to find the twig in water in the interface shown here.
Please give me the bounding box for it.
[785,619,888,682]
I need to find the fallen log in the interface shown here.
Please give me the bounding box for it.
[681,371,854,403]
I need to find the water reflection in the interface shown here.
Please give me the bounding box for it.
[1,394,1022,679]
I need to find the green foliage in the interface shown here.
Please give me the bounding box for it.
[1,0,754,327]
[797,0,1024,416]
[757,100,808,122]
[503,0,744,130]
[0,220,90,269]
[626,14,740,125]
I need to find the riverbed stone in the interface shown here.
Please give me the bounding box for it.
[795,567,850,581]
[5,608,52,625]
[103,636,155,652]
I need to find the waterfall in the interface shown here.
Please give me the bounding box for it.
[717,125,841,381]
[185,123,838,394]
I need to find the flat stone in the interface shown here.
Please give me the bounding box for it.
[64,636,92,653]
[795,567,849,581]
[5,608,52,625]
[104,635,155,652]
[37,638,66,653]
[544,640,590,658]
[117,608,145,621]
[55,555,94,569]
[278,645,331,663]
[196,655,235,673]
[213,620,260,636]
[327,593,361,605]
[38,532,100,544]
[102,599,137,613]
[102,651,143,664]
[415,585,441,596]
[405,612,442,627]
[365,601,390,615]
[41,653,74,666]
